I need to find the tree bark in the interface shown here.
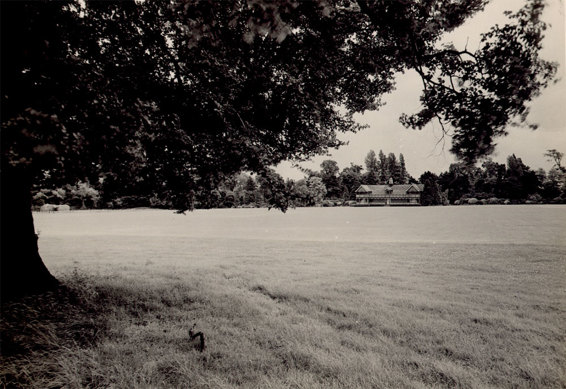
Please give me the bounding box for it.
[1,166,59,300]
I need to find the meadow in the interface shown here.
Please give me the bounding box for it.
[1,206,565,388]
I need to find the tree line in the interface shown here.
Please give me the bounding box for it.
[32,149,420,209]
[420,150,566,205]
[32,149,566,209]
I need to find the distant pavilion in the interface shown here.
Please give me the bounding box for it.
[354,179,424,206]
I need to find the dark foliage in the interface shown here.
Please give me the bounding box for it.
[419,172,443,206]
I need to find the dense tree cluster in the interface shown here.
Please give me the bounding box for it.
[361,150,412,185]
[420,150,566,206]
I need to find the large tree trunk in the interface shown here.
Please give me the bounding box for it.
[1,166,59,300]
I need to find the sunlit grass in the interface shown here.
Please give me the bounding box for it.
[2,209,566,388]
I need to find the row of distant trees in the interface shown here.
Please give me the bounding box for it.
[32,149,566,209]
[31,149,413,209]
[420,150,566,205]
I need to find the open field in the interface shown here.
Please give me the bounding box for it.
[2,206,566,388]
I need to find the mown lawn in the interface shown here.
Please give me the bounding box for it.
[2,209,566,388]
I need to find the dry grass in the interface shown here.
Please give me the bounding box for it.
[2,208,566,388]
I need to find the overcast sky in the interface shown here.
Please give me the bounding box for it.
[276,0,566,180]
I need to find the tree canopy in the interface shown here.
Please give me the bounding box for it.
[2,0,556,200]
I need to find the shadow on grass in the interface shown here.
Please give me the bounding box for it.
[0,271,205,388]
[1,271,110,387]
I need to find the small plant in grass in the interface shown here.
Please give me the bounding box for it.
[188,322,206,352]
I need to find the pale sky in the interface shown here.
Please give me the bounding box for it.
[276,0,566,180]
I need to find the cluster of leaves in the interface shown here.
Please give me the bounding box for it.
[401,0,557,163]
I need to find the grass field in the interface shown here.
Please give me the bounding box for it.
[2,206,566,388]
